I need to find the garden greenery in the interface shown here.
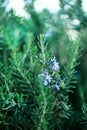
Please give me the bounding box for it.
[0,33,80,130]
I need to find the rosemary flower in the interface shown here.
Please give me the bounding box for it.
[38,70,52,86]
[50,56,60,71]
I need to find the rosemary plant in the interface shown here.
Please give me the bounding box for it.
[0,34,80,130]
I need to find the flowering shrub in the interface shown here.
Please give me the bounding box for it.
[38,56,60,90]
[0,34,80,130]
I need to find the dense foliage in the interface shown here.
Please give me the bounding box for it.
[0,0,87,130]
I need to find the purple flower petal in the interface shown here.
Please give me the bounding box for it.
[50,56,60,71]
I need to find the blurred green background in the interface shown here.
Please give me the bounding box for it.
[1,0,87,129]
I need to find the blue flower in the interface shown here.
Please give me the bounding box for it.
[38,70,52,86]
[50,56,60,71]
[44,71,52,83]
